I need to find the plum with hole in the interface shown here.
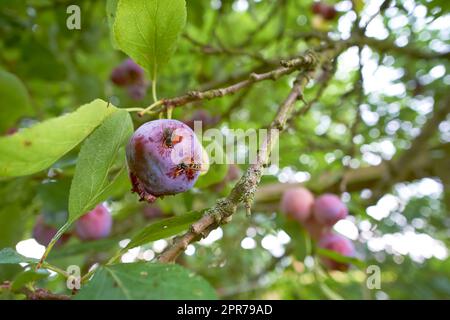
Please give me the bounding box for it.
[280,187,314,222]
[75,204,112,241]
[318,233,355,271]
[311,2,337,20]
[110,59,145,87]
[313,193,348,226]
[126,119,205,202]
[33,215,70,247]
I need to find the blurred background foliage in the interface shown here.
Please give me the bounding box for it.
[0,0,450,299]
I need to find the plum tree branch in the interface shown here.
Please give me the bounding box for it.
[159,53,319,110]
[157,49,338,263]
[134,52,325,117]
[0,282,71,300]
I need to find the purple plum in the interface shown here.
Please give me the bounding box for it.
[313,193,348,226]
[110,59,145,87]
[126,119,204,203]
[280,187,315,222]
[75,204,112,241]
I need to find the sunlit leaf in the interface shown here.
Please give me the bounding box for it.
[0,99,115,178]
[114,0,187,77]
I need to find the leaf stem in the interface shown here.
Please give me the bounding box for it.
[41,262,69,278]
[167,106,173,119]
[105,250,123,266]
[124,107,145,113]
[80,268,97,283]
[152,67,158,102]
[36,222,71,270]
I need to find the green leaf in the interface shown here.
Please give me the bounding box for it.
[187,0,206,29]
[0,179,36,258]
[38,178,71,219]
[68,109,133,222]
[0,248,39,265]
[75,262,217,300]
[48,237,122,260]
[318,282,344,300]
[276,214,310,261]
[0,70,32,134]
[106,0,119,48]
[114,0,187,77]
[0,204,28,249]
[0,99,115,178]
[125,210,205,250]
[11,269,50,291]
[317,247,366,269]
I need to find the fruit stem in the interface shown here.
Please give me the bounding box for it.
[167,106,173,119]
[137,100,163,117]
[124,107,145,112]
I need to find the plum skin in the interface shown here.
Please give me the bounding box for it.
[33,215,70,247]
[280,187,315,222]
[75,204,112,241]
[318,233,355,271]
[313,193,348,226]
[126,119,204,203]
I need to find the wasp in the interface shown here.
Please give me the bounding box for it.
[168,157,203,180]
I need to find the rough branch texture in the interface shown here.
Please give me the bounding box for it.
[158,50,323,263]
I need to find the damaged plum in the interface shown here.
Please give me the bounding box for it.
[126,119,205,202]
